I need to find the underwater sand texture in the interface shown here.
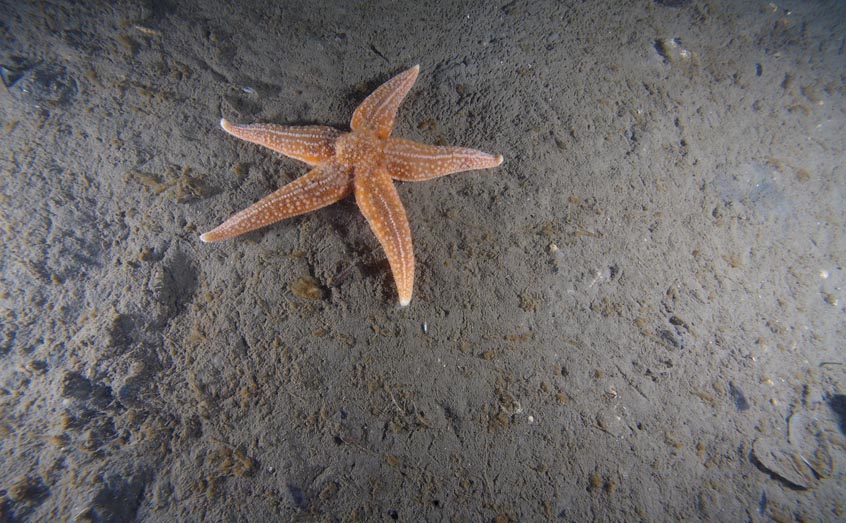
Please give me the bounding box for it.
[1,0,845,521]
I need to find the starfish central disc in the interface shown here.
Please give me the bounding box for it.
[335,129,384,167]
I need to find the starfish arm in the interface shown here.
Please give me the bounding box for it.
[350,65,419,138]
[200,159,353,242]
[220,119,342,165]
[384,137,504,181]
[354,164,415,306]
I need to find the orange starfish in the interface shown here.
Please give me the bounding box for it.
[201,65,503,306]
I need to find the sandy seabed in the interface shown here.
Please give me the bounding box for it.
[1,1,845,521]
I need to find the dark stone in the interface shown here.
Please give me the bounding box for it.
[830,394,846,434]
[729,382,750,411]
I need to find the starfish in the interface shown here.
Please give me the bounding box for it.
[200,65,503,306]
